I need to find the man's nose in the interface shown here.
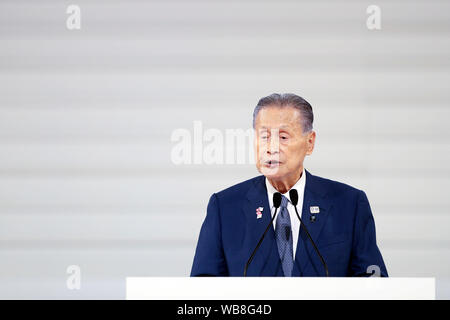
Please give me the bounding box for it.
[267,147,279,154]
[266,137,279,154]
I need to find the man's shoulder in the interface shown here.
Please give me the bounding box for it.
[309,172,366,200]
[214,175,264,200]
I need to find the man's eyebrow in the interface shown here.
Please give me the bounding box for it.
[273,125,291,131]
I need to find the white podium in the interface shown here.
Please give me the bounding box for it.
[126,277,435,300]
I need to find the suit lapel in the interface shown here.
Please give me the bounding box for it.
[292,170,333,276]
[242,175,282,276]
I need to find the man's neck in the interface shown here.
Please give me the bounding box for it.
[268,168,303,194]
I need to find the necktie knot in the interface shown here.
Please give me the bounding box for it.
[281,194,289,209]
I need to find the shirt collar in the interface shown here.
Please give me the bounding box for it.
[265,167,306,207]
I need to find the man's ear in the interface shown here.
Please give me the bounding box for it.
[305,131,316,155]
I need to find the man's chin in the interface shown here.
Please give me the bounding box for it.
[259,166,284,179]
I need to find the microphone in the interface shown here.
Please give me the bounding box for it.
[289,189,329,277]
[244,192,282,276]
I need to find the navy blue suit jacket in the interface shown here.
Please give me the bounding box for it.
[191,170,388,277]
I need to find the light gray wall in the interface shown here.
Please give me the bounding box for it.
[0,0,449,299]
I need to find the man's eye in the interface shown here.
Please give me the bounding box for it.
[280,136,288,140]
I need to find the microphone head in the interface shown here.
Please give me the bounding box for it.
[289,189,299,206]
[273,192,282,208]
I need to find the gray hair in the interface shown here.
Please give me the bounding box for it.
[252,93,314,134]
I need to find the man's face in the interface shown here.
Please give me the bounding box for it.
[254,105,315,181]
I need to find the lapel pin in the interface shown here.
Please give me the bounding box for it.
[310,206,320,214]
[256,207,263,219]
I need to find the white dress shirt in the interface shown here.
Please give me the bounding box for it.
[265,167,306,259]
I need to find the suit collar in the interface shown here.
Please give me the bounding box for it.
[304,169,330,198]
[245,169,329,200]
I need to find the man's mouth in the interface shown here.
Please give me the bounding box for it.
[264,160,282,168]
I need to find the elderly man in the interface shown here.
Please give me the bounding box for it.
[190,93,387,277]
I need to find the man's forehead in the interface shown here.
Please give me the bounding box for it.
[258,125,291,130]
